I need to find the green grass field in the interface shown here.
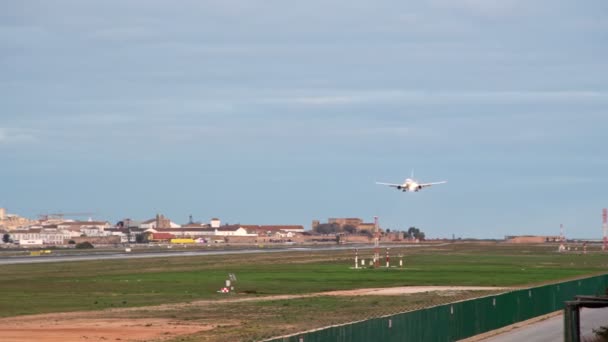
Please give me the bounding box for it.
[1,242,606,341]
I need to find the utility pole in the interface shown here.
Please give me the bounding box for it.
[603,209,607,251]
[374,216,380,267]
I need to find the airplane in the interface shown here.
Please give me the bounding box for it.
[376,171,447,192]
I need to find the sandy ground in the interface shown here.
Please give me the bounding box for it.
[0,286,507,342]
[0,316,214,342]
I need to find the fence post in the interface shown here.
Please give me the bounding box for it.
[564,302,580,342]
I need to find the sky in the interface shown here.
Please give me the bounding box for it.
[1,1,607,238]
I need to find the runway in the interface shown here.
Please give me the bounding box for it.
[0,244,431,265]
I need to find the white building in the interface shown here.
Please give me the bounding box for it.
[241,225,305,237]
[147,225,256,237]
[57,221,112,230]
[80,227,112,237]
[110,231,129,243]
[9,228,71,245]
[57,221,112,238]
[145,227,214,237]
[214,226,255,236]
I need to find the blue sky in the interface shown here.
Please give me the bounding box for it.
[1,1,607,238]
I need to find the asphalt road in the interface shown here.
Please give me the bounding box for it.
[0,248,293,265]
[0,244,430,265]
[482,308,608,342]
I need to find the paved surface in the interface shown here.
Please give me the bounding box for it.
[482,307,608,342]
[0,244,433,265]
[0,248,289,265]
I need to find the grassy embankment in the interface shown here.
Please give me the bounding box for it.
[1,243,606,341]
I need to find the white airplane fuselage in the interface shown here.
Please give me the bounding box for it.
[376,175,446,192]
[399,179,421,192]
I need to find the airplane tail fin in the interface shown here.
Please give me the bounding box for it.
[411,169,414,179]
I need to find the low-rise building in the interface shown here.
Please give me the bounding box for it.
[313,217,378,232]
[8,227,71,245]
[242,225,305,237]
[54,221,112,238]
[146,227,215,237]
[0,208,34,231]
[215,225,253,236]
[146,224,257,238]
[180,222,211,229]
[105,227,143,243]
[505,235,561,243]
[140,214,181,229]
[150,233,175,242]
[328,218,363,227]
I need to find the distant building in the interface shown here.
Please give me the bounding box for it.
[147,224,256,237]
[181,222,211,229]
[242,225,305,237]
[328,218,363,227]
[150,233,175,242]
[505,235,561,243]
[140,214,181,229]
[146,227,215,237]
[314,217,379,232]
[356,223,377,232]
[117,218,141,229]
[0,208,34,231]
[8,227,71,245]
[57,221,112,230]
[57,221,112,237]
[105,226,144,243]
[215,225,252,236]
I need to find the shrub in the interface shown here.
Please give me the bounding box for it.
[75,241,94,249]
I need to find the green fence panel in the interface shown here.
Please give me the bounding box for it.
[266,274,608,342]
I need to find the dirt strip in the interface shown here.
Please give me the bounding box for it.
[0,286,508,342]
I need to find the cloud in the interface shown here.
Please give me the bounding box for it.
[258,89,608,107]
[506,176,600,186]
[0,127,37,144]
[428,0,526,16]
[258,90,405,106]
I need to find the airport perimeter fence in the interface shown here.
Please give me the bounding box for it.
[265,273,608,342]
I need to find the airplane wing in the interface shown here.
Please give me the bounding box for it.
[418,181,447,188]
[375,182,402,188]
